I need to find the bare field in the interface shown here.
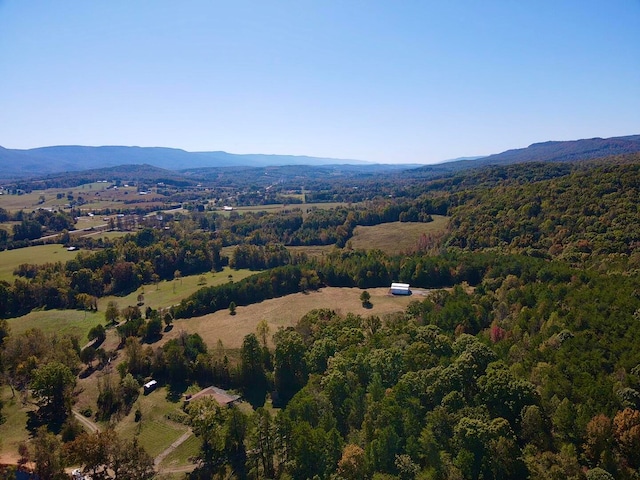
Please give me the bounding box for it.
[350,216,450,255]
[160,286,422,349]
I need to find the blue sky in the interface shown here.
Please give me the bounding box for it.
[1,1,638,163]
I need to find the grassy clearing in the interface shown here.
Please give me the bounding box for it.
[350,216,450,255]
[99,267,256,313]
[114,386,188,458]
[159,434,201,468]
[160,286,422,349]
[7,309,104,340]
[217,201,352,217]
[0,244,79,282]
[0,387,34,463]
[5,268,257,343]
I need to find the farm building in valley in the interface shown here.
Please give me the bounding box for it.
[390,282,411,295]
[184,386,241,408]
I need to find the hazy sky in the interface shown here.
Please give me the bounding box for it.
[1,1,638,163]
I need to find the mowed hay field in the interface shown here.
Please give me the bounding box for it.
[350,216,449,255]
[159,286,426,349]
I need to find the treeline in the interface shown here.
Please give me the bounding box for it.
[0,227,226,317]
[170,250,524,321]
[196,196,447,247]
[0,207,76,250]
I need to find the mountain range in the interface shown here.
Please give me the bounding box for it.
[1,134,639,179]
[0,146,368,179]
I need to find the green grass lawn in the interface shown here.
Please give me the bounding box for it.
[159,434,201,468]
[0,244,80,282]
[0,386,34,463]
[114,386,188,458]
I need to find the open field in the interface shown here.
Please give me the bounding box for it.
[350,216,450,255]
[160,286,424,349]
[6,267,257,342]
[216,201,352,217]
[98,266,256,312]
[0,183,164,213]
[114,386,189,458]
[0,244,80,282]
[7,309,104,340]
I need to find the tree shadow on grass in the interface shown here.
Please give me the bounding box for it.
[142,333,163,345]
[26,408,66,436]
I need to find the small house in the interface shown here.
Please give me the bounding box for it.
[390,282,411,295]
[143,380,157,395]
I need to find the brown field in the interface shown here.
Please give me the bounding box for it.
[350,216,449,255]
[159,286,427,349]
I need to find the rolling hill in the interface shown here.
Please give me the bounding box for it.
[0,145,368,179]
[1,135,639,180]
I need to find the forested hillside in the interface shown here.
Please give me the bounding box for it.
[1,153,640,479]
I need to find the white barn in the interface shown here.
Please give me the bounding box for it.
[390,282,411,295]
[143,380,158,394]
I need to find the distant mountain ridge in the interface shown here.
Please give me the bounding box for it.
[0,145,368,179]
[452,135,640,168]
[1,135,639,179]
[409,134,640,176]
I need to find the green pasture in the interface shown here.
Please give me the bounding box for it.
[5,267,257,343]
[6,309,104,340]
[98,266,255,312]
[216,201,352,217]
[159,434,201,469]
[0,244,79,282]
